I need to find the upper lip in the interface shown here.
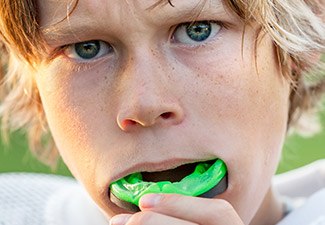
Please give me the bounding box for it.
[109,157,217,184]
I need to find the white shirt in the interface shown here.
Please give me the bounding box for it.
[276,189,325,225]
[274,160,325,225]
[0,173,108,225]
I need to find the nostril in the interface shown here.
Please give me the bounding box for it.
[121,119,137,127]
[161,112,173,119]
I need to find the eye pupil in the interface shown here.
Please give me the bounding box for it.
[186,22,212,42]
[75,41,100,59]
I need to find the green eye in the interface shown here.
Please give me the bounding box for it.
[65,40,113,60]
[186,22,212,42]
[75,41,100,59]
[173,21,221,45]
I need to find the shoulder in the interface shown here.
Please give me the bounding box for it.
[0,173,76,225]
[277,188,325,225]
[0,172,108,225]
[274,159,325,198]
[274,160,325,225]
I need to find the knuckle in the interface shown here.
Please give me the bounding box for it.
[217,199,234,211]
[201,199,237,225]
[206,199,234,216]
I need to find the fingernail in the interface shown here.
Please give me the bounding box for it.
[109,214,131,225]
[140,194,162,208]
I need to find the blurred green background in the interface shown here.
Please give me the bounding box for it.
[1,105,325,177]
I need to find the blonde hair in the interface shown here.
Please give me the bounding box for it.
[1,0,325,166]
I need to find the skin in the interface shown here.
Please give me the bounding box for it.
[35,0,290,224]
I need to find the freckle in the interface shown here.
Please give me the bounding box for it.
[150,49,156,56]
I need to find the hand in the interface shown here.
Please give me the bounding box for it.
[109,194,245,225]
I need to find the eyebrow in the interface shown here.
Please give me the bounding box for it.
[42,0,226,45]
[146,0,228,30]
[147,0,175,9]
[148,0,225,20]
[42,17,95,45]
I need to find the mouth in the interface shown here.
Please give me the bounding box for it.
[109,159,228,212]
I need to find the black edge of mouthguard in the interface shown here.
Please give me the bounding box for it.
[199,175,228,198]
[110,191,141,212]
[110,175,228,212]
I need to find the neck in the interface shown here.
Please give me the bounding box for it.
[250,187,284,225]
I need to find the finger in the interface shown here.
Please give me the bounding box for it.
[139,194,244,225]
[110,214,132,225]
[110,212,197,225]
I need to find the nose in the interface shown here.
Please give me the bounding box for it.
[116,53,184,132]
[117,100,184,131]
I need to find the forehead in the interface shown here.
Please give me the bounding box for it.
[38,0,224,28]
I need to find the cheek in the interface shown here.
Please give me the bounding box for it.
[179,37,290,221]
[34,61,112,182]
[179,35,289,155]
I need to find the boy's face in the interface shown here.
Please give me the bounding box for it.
[36,0,290,223]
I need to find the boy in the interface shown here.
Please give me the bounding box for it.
[0,0,325,224]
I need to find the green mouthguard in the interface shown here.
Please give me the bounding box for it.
[110,159,227,206]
